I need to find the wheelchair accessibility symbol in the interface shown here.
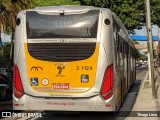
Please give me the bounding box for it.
[31,78,38,86]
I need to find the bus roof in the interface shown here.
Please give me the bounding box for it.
[35,5,102,13]
[19,5,111,16]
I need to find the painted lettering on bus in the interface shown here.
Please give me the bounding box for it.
[47,102,75,106]
[76,66,93,70]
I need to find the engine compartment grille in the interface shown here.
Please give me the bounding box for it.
[27,43,96,62]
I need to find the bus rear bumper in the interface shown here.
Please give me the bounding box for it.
[13,94,116,111]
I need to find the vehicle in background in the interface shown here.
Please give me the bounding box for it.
[136,62,140,68]
[0,73,12,101]
[136,61,144,68]
[141,61,146,65]
[139,62,142,66]
[144,60,148,64]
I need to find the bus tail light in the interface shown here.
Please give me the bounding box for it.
[100,64,113,100]
[14,65,24,98]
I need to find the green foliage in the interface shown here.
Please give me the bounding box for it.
[80,0,143,33]
[0,43,11,70]
[1,0,160,34]
[133,41,140,44]
[79,0,160,33]
[135,49,148,60]
[150,0,160,26]
[135,49,141,59]
[0,0,80,71]
[140,53,148,60]
[32,0,80,7]
[133,41,147,60]
[143,51,148,55]
[0,0,33,31]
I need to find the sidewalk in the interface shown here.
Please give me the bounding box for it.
[127,67,160,120]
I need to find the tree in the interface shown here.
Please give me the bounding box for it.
[132,40,148,60]
[135,49,147,60]
[79,0,160,33]
[32,0,80,7]
[0,0,80,71]
[0,42,11,71]
[79,0,143,33]
[140,53,148,60]
[150,0,160,26]
[0,0,33,67]
[2,1,30,61]
[133,41,140,44]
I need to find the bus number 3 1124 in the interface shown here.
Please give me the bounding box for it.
[76,66,93,70]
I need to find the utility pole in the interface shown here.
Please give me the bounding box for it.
[145,0,156,99]
[158,27,160,66]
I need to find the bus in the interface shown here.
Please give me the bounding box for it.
[13,5,136,111]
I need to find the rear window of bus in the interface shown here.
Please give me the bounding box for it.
[26,10,100,39]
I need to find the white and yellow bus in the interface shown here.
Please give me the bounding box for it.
[13,5,136,111]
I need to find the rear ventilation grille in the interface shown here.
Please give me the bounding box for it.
[28,43,96,62]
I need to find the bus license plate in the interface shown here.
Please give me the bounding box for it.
[53,83,69,89]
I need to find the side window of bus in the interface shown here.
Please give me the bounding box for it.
[131,48,134,58]
[130,47,132,63]
[114,33,119,66]
[118,35,123,54]
[117,34,123,66]
[133,48,136,58]
[116,33,120,66]
[122,38,125,55]
[131,48,133,57]
[116,33,119,52]
[126,43,129,55]
[113,19,119,43]
[124,41,127,55]
[119,36,123,67]
[120,36,123,53]
[113,18,121,67]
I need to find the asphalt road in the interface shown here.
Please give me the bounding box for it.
[1,65,148,120]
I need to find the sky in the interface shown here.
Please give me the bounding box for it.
[134,25,158,36]
[1,33,11,42]
[134,25,158,45]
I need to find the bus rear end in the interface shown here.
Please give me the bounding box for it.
[13,6,115,111]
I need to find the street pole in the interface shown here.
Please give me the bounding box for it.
[158,27,160,66]
[148,53,151,85]
[145,0,156,99]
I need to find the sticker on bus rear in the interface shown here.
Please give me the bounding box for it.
[53,83,69,89]
[81,74,89,83]
[30,78,38,86]
[42,78,49,86]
